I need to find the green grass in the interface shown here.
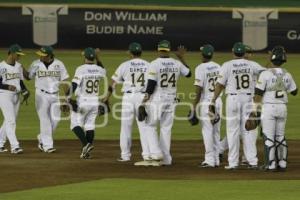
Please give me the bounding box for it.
[0,50,299,140]
[1,179,300,200]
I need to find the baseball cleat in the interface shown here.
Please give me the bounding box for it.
[80,152,92,159]
[11,148,23,154]
[199,162,215,168]
[117,158,131,162]
[45,148,56,153]
[224,165,238,170]
[247,165,258,169]
[80,143,94,158]
[37,135,43,152]
[0,147,8,153]
[38,143,44,152]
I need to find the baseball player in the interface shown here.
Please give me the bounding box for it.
[137,40,191,166]
[210,42,263,169]
[191,44,222,168]
[104,42,150,162]
[23,46,69,153]
[219,45,265,165]
[69,47,106,159]
[252,46,297,171]
[0,44,29,154]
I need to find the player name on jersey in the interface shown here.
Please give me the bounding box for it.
[37,70,61,78]
[232,68,250,74]
[84,75,103,80]
[4,73,21,80]
[159,68,179,73]
[206,71,219,78]
[129,67,147,73]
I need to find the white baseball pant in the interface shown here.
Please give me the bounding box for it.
[35,89,61,151]
[145,95,175,164]
[0,92,21,150]
[226,94,258,167]
[200,98,222,167]
[261,104,287,169]
[119,92,150,160]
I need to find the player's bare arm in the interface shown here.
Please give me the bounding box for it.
[95,48,105,68]
[211,83,225,104]
[102,80,117,102]
[21,65,30,80]
[175,45,192,77]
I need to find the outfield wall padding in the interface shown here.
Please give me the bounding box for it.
[0,4,299,51]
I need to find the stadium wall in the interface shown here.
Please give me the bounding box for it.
[0,4,300,51]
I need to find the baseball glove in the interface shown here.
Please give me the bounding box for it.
[245,112,261,131]
[20,89,30,105]
[138,105,147,122]
[69,99,78,112]
[98,100,110,116]
[187,110,199,126]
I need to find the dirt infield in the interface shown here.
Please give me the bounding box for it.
[0,139,300,193]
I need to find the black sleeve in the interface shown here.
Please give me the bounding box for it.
[254,88,265,96]
[291,88,298,96]
[20,80,27,91]
[66,82,78,96]
[0,77,9,90]
[186,70,192,78]
[145,79,157,95]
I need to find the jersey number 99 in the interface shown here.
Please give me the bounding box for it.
[86,80,100,94]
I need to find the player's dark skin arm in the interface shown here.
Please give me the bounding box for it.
[95,48,105,68]
[211,83,225,104]
[102,80,117,102]
[22,66,30,80]
[141,79,157,104]
[175,46,192,77]
[192,86,202,110]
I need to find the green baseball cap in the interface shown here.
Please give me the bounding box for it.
[36,46,53,57]
[129,42,142,53]
[233,42,246,54]
[9,44,25,55]
[82,47,96,60]
[158,40,171,52]
[200,44,214,57]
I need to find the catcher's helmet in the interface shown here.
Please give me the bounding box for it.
[271,45,287,63]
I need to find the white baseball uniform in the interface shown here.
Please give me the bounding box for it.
[219,60,265,163]
[218,58,263,167]
[145,57,190,164]
[256,68,297,169]
[70,64,106,131]
[112,58,150,161]
[194,61,222,167]
[0,61,23,151]
[28,59,69,151]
